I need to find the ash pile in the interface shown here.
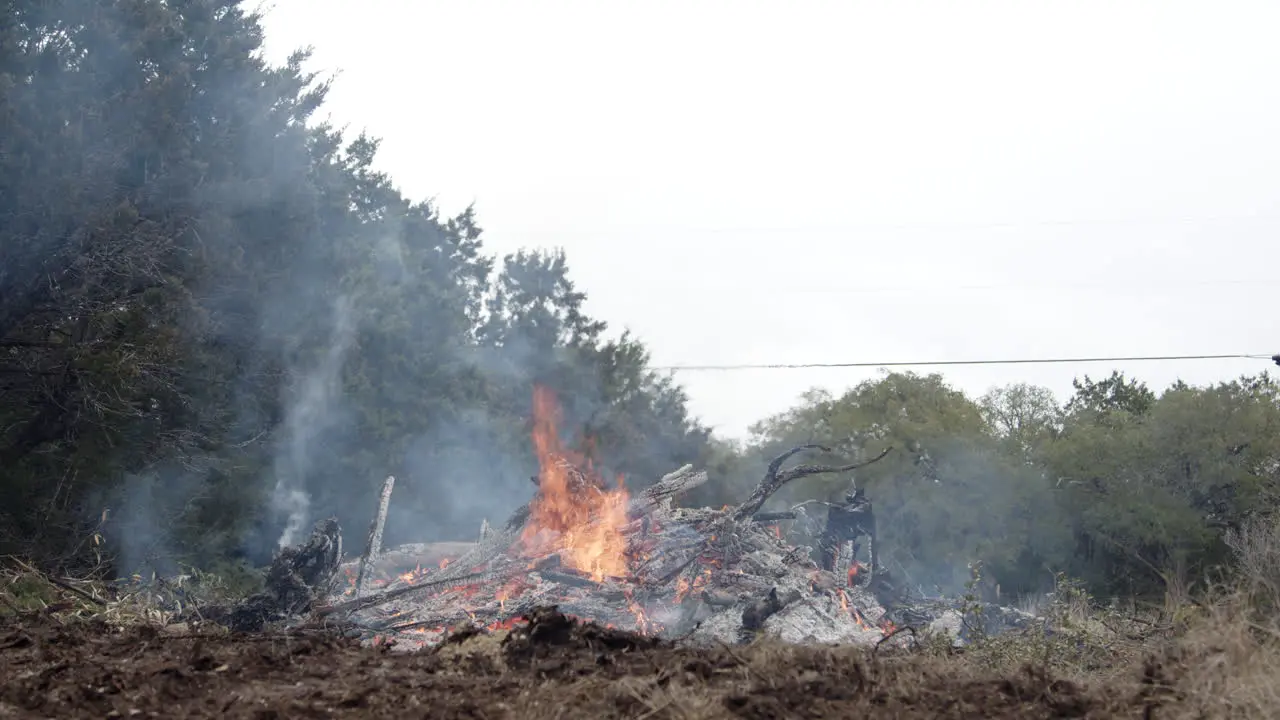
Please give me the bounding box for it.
[304,457,1032,650]
[219,390,1037,650]
[318,454,896,650]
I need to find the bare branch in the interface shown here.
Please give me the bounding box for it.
[732,445,892,522]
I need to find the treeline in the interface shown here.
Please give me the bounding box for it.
[698,370,1280,601]
[0,0,709,572]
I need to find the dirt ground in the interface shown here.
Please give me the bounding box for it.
[0,606,1180,719]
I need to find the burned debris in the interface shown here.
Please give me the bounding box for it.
[353,475,396,599]
[211,391,1035,650]
[198,518,344,632]
[819,488,878,581]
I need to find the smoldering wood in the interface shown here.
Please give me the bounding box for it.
[199,518,344,632]
[538,569,608,589]
[532,554,561,572]
[354,475,396,598]
[293,448,1043,650]
[382,542,476,565]
[427,503,531,584]
[751,511,797,523]
[628,464,707,516]
[700,590,738,607]
[318,505,541,618]
[740,587,785,632]
[819,494,878,581]
[315,565,517,618]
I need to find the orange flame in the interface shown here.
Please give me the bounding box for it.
[625,589,659,634]
[486,617,524,633]
[675,568,712,603]
[852,607,871,630]
[519,385,631,582]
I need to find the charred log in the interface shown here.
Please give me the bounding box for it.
[752,511,797,523]
[819,490,878,581]
[200,518,344,632]
[354,475,395,598]
[741,586,799,633]
[628,464,707,517]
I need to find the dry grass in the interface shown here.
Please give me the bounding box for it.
[0,556,246,627]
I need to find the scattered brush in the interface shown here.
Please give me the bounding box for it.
[0,558,110,620]
[0,556,261,631]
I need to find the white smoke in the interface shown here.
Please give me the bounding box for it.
[271,295,357,548]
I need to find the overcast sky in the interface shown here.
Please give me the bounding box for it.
[258,1,1279,439]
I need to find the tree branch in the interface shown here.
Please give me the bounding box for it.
[732,445,893,522]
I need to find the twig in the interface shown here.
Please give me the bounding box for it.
[48,577,106,606]
[874,624,918,655]
[714,638,757,679]
[8,558,106,607]
[314,566,518,618]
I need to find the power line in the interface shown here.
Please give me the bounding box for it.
[677,278,1280,295]
[665,213,1280,234]
[652,353,1277,372]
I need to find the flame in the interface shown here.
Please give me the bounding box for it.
[495,577,530,614]
[771,525,782,540]
[486,617,524,633]
[852,607,871,630]
[397,564,426,585]
[675,568,712,603]
[518,385,631,581]
[847,563,859,586]
[625,589,662,634]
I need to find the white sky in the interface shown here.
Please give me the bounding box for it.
[259,1,1280,440]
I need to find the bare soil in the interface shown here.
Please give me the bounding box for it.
[0,607,1177,719]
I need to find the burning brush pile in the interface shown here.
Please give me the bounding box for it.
[214,387,1036,651]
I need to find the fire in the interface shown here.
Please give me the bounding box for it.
[495,576,530,613]
[675,568,712,603]
[847,563,859,586]
[486,617,524,633]
[625,589,661,634]
[518,385,631,582]
[852,607,871,630]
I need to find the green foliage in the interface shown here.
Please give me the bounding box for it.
[1065,371,1156,417]
[742,370,1280,601]
[746,372,1068,595]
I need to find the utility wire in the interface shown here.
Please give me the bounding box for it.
[670,212,1280,234]
[652,353,1279,372]
[686,278,1280,295]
